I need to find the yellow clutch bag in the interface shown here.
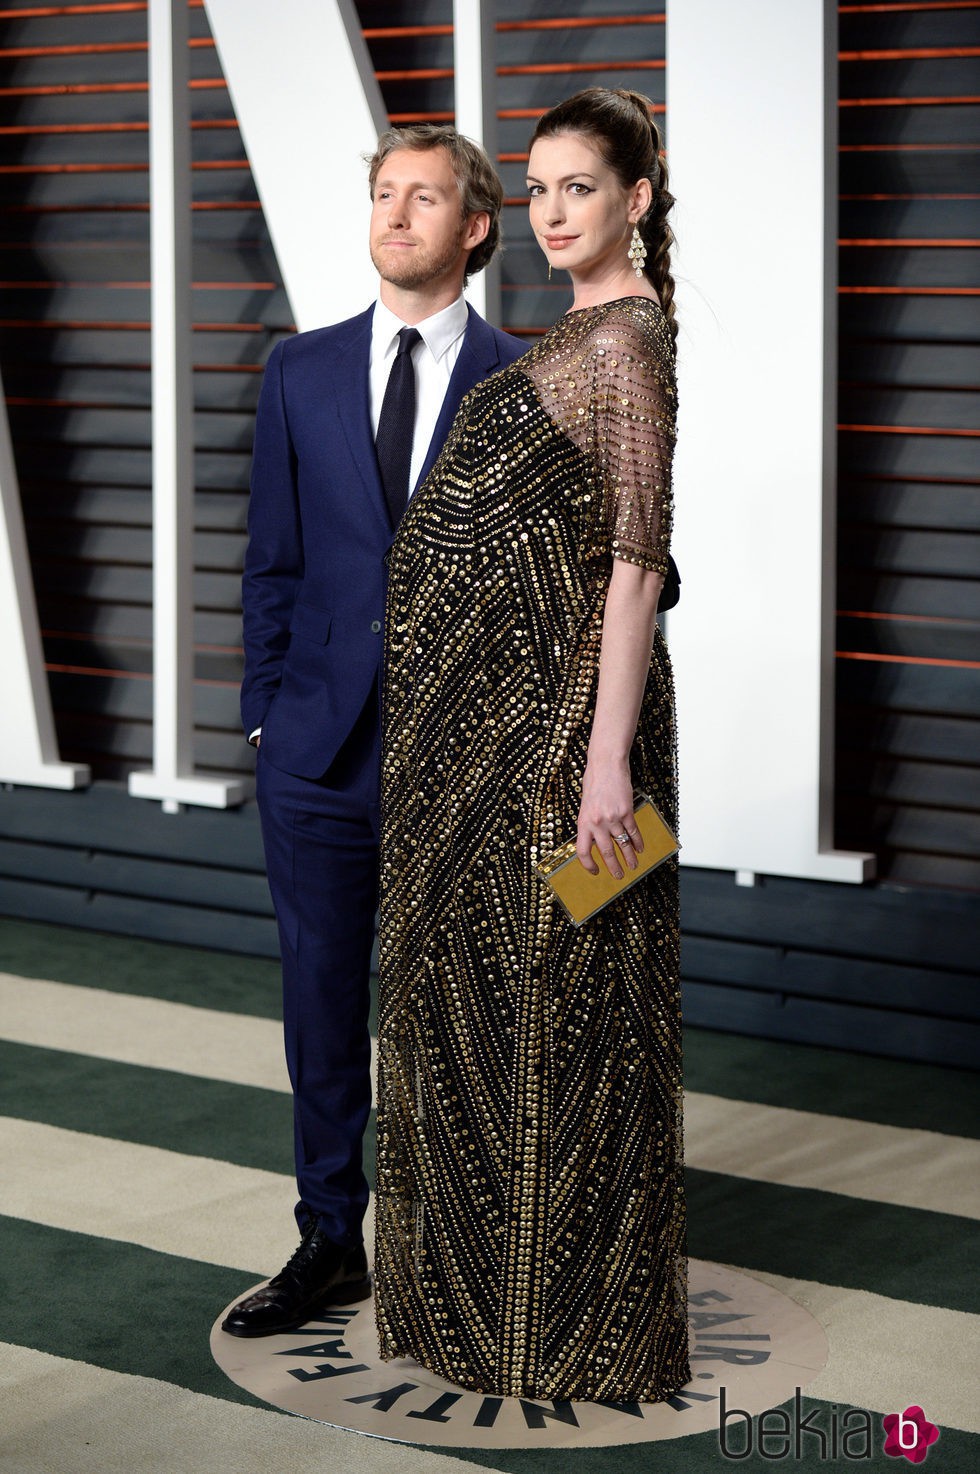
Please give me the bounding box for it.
[535,794,679,927]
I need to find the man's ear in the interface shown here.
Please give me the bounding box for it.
[463,211,491,250]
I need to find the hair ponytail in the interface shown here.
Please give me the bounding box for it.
[640,133,678,343]
[530,87,679,342]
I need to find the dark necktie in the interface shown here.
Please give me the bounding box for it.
[375,326,422,528]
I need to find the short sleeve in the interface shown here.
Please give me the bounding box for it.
[593,310,676,574]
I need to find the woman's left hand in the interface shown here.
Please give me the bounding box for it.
[577,758,645,878]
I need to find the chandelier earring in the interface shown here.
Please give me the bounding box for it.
[627,224,647,278]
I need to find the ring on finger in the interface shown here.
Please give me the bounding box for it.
[615,831,631,846]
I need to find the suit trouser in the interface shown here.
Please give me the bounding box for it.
[255,693,380,1248]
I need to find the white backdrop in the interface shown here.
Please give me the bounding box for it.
[667,0,872,881]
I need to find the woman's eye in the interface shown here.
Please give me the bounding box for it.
[527,184,542,197]
[569,183,592,196]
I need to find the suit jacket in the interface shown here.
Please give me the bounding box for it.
[241,302,526,780]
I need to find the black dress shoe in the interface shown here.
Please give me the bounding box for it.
[221,1222,372,1338]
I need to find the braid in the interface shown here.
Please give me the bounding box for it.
[616,92,678,344]
[641,134,678,343]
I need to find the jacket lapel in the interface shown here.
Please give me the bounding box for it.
[325,304,393,534]
[416,305,502,487]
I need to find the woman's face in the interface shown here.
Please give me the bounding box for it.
[526,132,648,285]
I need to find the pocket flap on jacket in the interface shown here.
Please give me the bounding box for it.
[288,603,332,643]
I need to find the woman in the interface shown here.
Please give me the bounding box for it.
[375,88,689,1404]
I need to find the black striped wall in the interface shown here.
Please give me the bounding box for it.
[834,0,980,894]
[0,1,977,1067]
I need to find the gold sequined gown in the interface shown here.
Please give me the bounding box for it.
[375,296,689,1402]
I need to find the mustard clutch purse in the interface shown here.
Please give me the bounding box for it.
[535,794,679,926]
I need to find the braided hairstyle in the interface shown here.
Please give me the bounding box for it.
[530,87,678,342]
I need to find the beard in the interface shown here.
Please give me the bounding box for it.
[370,227,467,291]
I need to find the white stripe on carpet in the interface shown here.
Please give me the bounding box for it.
[737,1264,980,1435]
[0,1117,376,1276]
[0,1342,498,1474]
[684,1093,980,1220]
[0,971,291,1093]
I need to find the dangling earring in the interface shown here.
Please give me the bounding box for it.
[628,224,647,278]
[547,261,552,282]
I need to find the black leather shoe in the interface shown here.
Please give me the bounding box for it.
[221,1223,372,1338]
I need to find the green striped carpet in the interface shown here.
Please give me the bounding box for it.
[1,917,977,1473]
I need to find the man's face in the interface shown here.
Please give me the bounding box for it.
[370,146,473,291]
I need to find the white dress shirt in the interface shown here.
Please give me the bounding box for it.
[369,294,469,497]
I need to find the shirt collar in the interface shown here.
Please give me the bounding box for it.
[372,294,469,364]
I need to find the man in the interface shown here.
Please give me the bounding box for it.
[222,126,525,1337]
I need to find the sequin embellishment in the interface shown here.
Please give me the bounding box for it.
[375,298,688,1402]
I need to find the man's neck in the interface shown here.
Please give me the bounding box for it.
[379,278,465,326]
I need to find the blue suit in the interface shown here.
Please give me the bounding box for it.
[241,303,525,1245]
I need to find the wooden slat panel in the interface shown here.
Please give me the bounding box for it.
[838,384,978,428]
[30,561,239,606]
[42,635,241,685]
[0,837,272,916]
[48,721,252,778]
[679,865,979,968]
[45,671,240,727]
[839,101,980,144]
[840,478,980,529]
[837,799,980,865]
[22,483,248,529]
[12,442,252,489]
[838,525,980,576]
[840,198,980,238]
[837,340,980,389]
[837,707,980,764]
[37,593,242,644]
[871,850,980,890]
[840,7,980,50]
[0,780,264,868]
[836,753,980,808]
[838,150,978,194]
[836,657,980,718]
[681,979,980,1071]
[682,934,978,1021]
[0,875,279,956]
[840,56,980,98]
[838,431,977,483]
[0,324,277,365]
[837,569,976,618]
[837,613,979,662]
[838,246,980,289]
[839,292,980,339]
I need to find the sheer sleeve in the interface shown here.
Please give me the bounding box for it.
[519,300,676,575]
[593,308,676,574]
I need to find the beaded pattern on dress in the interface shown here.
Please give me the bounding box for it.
[376,298,689,1402]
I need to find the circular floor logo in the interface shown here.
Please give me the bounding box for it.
[211,1259,828,1449]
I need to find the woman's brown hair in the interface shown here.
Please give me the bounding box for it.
[530,88,678,341]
